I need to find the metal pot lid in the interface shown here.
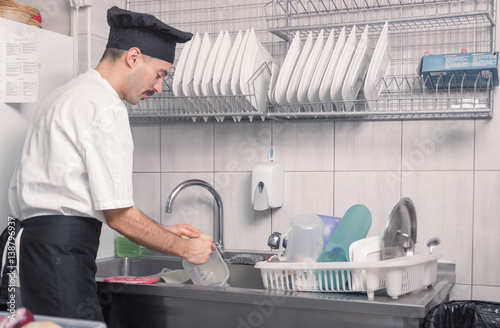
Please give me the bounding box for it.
[382,197,417,260]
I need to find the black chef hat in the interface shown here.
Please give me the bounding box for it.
[106,6,192,64]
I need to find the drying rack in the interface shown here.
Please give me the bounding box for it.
[126,0,497,123]
[255,252,442,300]
[127,62,273,123]
[263,0,496,120]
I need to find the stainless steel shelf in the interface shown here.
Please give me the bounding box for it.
[267,11,494,41]
[127,71,494,123]
[127,0,496,123]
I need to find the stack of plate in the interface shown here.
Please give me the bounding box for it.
[172,23,391,113]
[172,29,275,114]
[268,22,391,111]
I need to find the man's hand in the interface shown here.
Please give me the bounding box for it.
[104,206,214,263]
[182,238,214,264]
[165,224,201,238]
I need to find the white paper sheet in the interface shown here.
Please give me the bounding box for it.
[0,24,38,103]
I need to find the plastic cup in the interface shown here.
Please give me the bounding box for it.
[282,213,324,262]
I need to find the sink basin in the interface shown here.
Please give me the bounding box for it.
[95,252,454,328]
[96,252,264,289]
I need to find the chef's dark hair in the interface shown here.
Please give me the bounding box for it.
[99,47,153,64]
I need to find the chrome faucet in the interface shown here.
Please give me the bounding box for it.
[165,179,224,249]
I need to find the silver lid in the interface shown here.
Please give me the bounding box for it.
[382,197,417,260]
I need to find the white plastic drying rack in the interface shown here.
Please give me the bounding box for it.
[126,0,496,123]
[254,252,442,300]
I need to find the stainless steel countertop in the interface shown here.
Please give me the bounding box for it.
[97,260,455,319]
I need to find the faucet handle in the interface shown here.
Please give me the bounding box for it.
[267,232,286,250]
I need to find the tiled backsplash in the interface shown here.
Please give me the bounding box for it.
[129,117,500,302]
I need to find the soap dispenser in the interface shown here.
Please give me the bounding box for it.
[251,147,284,211]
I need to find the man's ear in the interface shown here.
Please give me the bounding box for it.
[126,47,142,67]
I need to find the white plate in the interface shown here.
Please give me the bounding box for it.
[319,27,346,103]
[349,236,383,262]
[349,236,383,290]
[213,31,232,96]
[240,28,274,111]
[274,31,302,105]
[364,21,391,110]
[193,32,213,96]
[201,30,224,96]
[220,30,243,96]
[342,25,371,111]
[268,63,280,105]
[308,28,336,103]
[172,40,192,97]
[286,31,314,105]
[182,32,202,97]
[296,29,324,103]
[330,26,358,110]
[240,28,259,96]
[231,29,250,95]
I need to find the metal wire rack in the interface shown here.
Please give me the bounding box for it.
[125,0,496,122]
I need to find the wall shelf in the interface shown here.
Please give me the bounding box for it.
[127,0,496,123]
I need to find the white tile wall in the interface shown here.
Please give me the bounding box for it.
[473,286,500,302]
[449,284,472,300]
[133,173,162,221]
[73,0,500,302]
[131,124,161,172]
[475,116,500,170]
[160,172,216,237]
[402,171,474,285]
[273,121,334,171]
[216,172,271,251]
[402,120,474,171]
[215,122,271,172]
[473,171,500,286]
[335,121,402,171]
[161,123,214,172]
[271,172,334,235]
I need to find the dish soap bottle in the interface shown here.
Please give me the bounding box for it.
[114,232,141,258]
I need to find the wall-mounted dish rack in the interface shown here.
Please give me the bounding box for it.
[127,0,496,123]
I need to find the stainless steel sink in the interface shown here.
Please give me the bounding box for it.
[96,252,264,289]
[95,252,455,328]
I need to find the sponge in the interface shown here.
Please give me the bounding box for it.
[226,254,265,265]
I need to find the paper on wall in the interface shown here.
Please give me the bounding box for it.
[0,24,38,103]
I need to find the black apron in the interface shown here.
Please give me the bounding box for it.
[1,215,103,322]
[0,217,23,312]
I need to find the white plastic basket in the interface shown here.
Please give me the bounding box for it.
[254,253,442,300]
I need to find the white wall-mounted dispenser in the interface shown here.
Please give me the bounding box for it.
[251,147,284,211]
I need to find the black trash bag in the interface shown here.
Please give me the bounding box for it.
[423,300,500,328]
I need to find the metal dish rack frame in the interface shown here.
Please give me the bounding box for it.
[127,62,272,123]
[127,0,496,123]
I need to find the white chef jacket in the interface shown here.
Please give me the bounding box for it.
[8,69,134,223]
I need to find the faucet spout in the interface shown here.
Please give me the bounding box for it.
[165,179,224,249]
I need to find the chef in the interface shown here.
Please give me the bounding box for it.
[2,6,213,322]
